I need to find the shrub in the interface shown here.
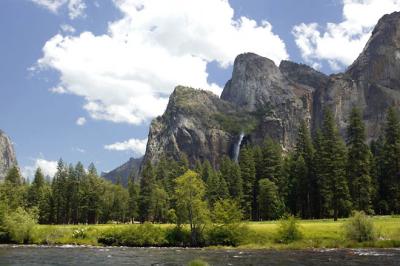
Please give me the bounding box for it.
[165,226,191,246]
[206,224,249,246]
[344,211,376,242]
[98,223,167,247]
[3,207,38,244]
[275,215,303,244]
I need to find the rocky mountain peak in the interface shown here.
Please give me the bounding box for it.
[221,53,293,112]
[0,130,17,181]
[347,11,400,89]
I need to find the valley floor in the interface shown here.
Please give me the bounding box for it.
[27,216,400,249]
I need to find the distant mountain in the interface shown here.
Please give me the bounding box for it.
[0,129,17,181]
[142,11,400,169]
[102,157,142,186]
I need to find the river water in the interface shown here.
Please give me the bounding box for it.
[1,245,400,265]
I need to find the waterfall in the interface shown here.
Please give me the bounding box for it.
[233,132,244,163]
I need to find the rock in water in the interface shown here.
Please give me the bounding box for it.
[0,130,17,181]
[141,11,400,170]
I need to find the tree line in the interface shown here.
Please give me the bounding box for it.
[1,106,400,224]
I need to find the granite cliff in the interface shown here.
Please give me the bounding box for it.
[0,130,17,181]
[139,11,400,170]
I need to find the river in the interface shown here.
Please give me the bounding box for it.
[1,245,400,265]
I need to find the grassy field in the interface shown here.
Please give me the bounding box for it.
[29,216,400,249]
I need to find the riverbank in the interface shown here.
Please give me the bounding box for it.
[14,216,398,249]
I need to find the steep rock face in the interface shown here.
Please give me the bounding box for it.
[0,130,17,181]
[102,157,142,186]
[143,86,239,167]
[142,11,400,170]
[318,11,400,140]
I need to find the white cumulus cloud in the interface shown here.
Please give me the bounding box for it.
[60,24,76,33]
[76,117,87,126]
[30,0,86,19]
[105,138,148,157]
[23,159,58,180]
[35,0,288,125]
[293,0,400,71]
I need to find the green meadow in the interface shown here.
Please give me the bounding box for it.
[28,216,400,249]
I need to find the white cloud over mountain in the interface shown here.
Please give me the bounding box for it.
[35,0,288,125]
[23,158,58,179]
[293,0,400,71]
[104,138,147,157]
[30,0,86,19]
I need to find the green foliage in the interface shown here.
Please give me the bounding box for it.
[220,156,243,200]
[380,107,400,213]
[98,223,167,247]
[275,215,303,244]
[207,199,247,246]
[2,207,38,244]
[239,146,256,220]
[175,170,209,246]
[317,109,351,220]
[165,226,191,246]
[344,211,376,242]
[213,112,257,134]
[139,161,156,222]
[258,179,283,220]
[212,199,243,224]
[346,107,373,214]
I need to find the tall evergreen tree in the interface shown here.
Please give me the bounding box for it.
[381,107,400,213]
[346,107,373,213]
[319,109,351,220]
[239,146,256,220]
[139,161,156,222]
[258,178,283,220]
[220,156,243,200]
[52,159,69,224]
[127,176,140,222]
[291,120,315,218]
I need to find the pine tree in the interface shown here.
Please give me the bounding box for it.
[258,178,283,220]
[127,176,140,222]
[319,109,351,220]
[220,156,243,200]
[294,120,316,218]
[239,146,256,220]
[27,168,45,207]
[346,107,373,213]
[52,159,69,224]
[139,161,156,222]
[206,171,229,206]
[382,107,400,213]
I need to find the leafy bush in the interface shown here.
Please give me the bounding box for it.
[344,211,376,242]
[2,207,38,244]
[275,215,303,244]
[207,199,248,246]
[98,223,167,246]
[206,224,249,246]
[165,226,191,246]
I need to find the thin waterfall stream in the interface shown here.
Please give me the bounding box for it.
[233,132,244,162]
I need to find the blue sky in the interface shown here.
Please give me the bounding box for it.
[0,0,398,178]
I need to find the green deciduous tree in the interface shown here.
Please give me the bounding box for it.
[175,170,209,246]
